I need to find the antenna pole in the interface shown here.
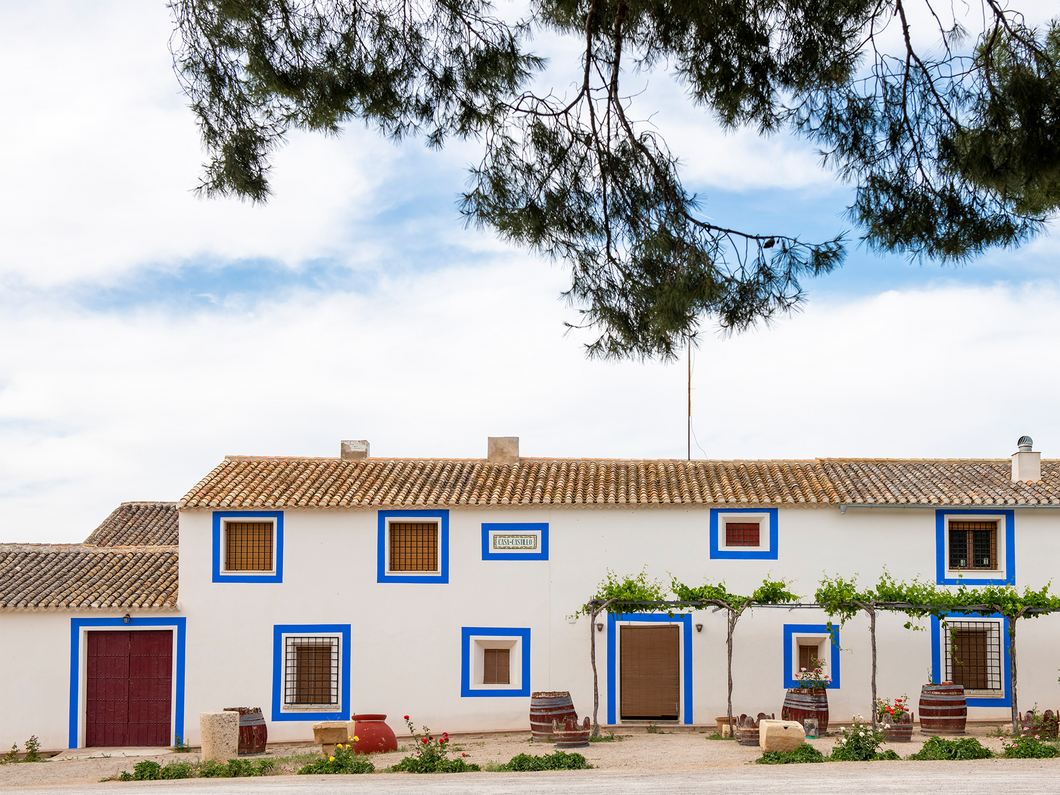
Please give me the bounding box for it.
[687,336,692,461]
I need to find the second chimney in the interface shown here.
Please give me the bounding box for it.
[1011,435,1040,482]
[341,440,370,461]
[488,437,519,465]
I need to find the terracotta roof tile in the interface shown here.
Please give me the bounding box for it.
[179,456,1060,509]
[84,502,178,547]
[0,544,178,612]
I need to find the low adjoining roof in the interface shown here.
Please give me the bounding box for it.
[0,502,178,612]
[178,457,1060,508]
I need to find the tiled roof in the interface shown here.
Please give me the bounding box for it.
[179,456,1060,508]
[0,544,178,612]
[84,502,178,546]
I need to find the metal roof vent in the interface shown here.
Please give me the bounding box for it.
[1018,436,1034,453]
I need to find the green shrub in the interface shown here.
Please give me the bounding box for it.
[200,758,273,777]
[501,751,592,771]
[908,736,993,761]
[1001,735,1060,759]
[757,744,826,764]
[298,743,375,775]
[830,720,897,761]
[160,762,196,779]
[386,716,479,773]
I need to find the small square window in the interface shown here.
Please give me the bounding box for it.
[377,511,449,583]
[212,511,283,583]
[461,627,530,697]
[711,509,777,559]
[783,624,839,689]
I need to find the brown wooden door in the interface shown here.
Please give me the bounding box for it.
[86,631,172,747]
[620,625,680,720]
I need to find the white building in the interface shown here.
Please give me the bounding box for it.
[2,436,1057,750]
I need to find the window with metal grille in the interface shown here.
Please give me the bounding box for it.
[725,522,760,546]
[225,521,274,571]
[948,521,997,570]
[284,636,339,706]
[944,621,1002,692]
[389,522,438,572]
[483,648,510,685]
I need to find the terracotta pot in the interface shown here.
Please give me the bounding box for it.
[351,714,398,754]
[782,688,829,734]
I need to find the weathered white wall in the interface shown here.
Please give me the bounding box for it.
[6,501,1060,750]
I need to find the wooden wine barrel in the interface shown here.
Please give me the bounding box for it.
[735,713,772,747]
[224,707,267,755]
[781,689,829,734]
[530,692,578,741]
[882,713,914,743]
[552,716,591,748]
[918,684,966,735]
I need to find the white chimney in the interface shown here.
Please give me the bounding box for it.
[488,437,519,465]
[1011,435,1040,482]
[341,440,370,461]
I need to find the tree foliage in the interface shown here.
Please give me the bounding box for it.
[171,0,1058,359]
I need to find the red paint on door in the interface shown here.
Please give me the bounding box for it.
[86,631,172,747]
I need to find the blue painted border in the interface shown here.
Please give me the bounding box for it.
[930,614,1011,707]
[481,523,549,561]
[709,508,779,559]
[212,511,284,583]
[460,627,532,697]
[935,509,1015,585]
[783,624,841,689]
[69,616,187,749]
[271,624,351,721]
[606,613,693,725]
[377,510,450,583]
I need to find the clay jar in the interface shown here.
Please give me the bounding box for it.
[350,714,398,754]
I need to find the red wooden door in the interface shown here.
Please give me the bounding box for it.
[86,631,172,747]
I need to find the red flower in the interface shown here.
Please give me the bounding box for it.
[422,738,429,744]
[404,715,410,720]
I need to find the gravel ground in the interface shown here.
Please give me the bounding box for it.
[0,723,1051,789]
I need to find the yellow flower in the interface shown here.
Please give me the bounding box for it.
[353,736,360,742]
[329,756,335,762]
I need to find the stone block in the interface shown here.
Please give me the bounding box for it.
[200,711,239,763]
[314,721,350,758]
[759,719,806,753]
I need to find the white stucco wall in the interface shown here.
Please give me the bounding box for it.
[6,501,1060,750]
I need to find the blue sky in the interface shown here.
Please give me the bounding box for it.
[1,0,1058,542]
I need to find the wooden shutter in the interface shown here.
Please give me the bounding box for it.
[798,644,818,672]
[725,522,760,546]
[620,625,680,720]
[294,644,334,704]
[950,629,989,690]
[389,523,438,571]
[225,522,273,571]
[483,648,510,685]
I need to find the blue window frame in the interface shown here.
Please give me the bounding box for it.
[481,523,549,560]
[460,627,531,697]
[783,624,840,689]
[709,508,779,559]
[607,613,693,725]
[377,510,450,583]
[69,616,187,749]
[271,624,351,721]
[212,510,284,584]
[935,509,1015,585]
[930,614,1011,707]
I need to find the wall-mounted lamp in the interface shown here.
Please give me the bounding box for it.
[695,624,703,633]
[123,614,131,624]
[595,623,604,632]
